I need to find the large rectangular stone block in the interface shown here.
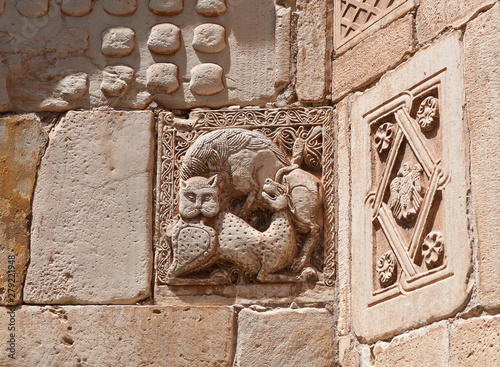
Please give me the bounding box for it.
[0,115,48,305]
[464,3,500,310]
[235,308,335,367]
[24,111,154,304]
[350,33,472,342]
[0,305,234,366]
[331,14,413,102]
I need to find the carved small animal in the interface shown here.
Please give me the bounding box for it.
[180,128,291,219]
[166,176,316,284]
[178,175,220,219]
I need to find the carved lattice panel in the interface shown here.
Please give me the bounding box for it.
[351,34,472,342]
[334,0,410,51]
[155,107,335,303]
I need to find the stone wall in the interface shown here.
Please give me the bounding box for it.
[0,0,499,366]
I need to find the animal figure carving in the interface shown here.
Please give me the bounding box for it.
[389,162,424,222]
[166,176,317,284]
[180,128,291,219]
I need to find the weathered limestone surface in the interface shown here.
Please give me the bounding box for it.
[417,0,497,43]
[331,14,413,102]
[464,4,500,310]
[373,322,449,366]
[0,116,48,305]
[451,315,500,366]
[235,308,335,367]
[296,0,327,102]
[0,306,234,366]
[24,111,154,304]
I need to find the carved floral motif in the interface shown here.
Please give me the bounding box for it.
[374,122,395,154]
[376,251,397,288]
[416,96,439,132]
[422,231,444,270]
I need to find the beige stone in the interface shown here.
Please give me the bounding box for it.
[351,33,471,342]
[196,0,227,17]
[101,65,135,97]
[0,116,48,305]
[24,111,154,304]
[464,4,500,310]
[342,350,360,367]
[101,27,135,57]
[235,308,335,367]
[60,0,93,16]
[192,23,226,54]
[331,14,413,102]
[103,0,137,16]
[189,63,224,96]
[149,0,184,15]
[16,0,49,17]
[336,97,351,336]
[274,4,291,87]
[296,0,327,102]
[417,0,496,43]
[148,23,182,55]
[0,306,234,366]
[452,315,500,366]
[373,322,449,366]
[147,63,180,95]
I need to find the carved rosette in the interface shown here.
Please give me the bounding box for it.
[374,122,394,154]
[376,251,397,288]
[422,231,444,270]
[416,96,439,132]
[155,107,334,287]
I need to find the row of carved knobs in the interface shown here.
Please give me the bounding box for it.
[101,24,226,58]
[11,0,227,17]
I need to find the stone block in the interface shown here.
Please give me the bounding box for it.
[0,306,234,366]
[189,63,224,95]
[196,0,227,17]
[148,23,182,55]
[274,5,291,87]
[464,4,500,310]
[16,0,49,17]
[149,0,184,15]
[331,14,413,102]
[24,111,154,304]
[296,0,327,102]
[101,65,135,97]
[235,308,335,367]
[0,116,48,305]
[417,0,496,43]
[147,63,180,95]
[60,0,93,16]
[451,315,500,366]
[101,27,136,57]
[103,0,137,16]
[351,33,471,342]
[373,322,449,366]
[192,23,226,54]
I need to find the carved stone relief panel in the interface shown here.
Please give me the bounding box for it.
[334,0,414,53]
[351,34,472,342]
[155,107,335,304]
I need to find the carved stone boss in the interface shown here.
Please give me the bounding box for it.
[156,107,334,287]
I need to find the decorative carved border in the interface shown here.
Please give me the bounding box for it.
[155,107,335,286]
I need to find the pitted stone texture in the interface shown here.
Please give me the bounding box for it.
[417,0,497,43]
[0,0,6,15]
[190,63,224,96]
[236,308,335,367]
[464,4,500,310]
[0,65,10,112]
[296,0,327,102]
[149,0,184,15]
[24,111,154,304]
[0,306,234,366]
[373,322,449,366]
[101,65,135,97]
[61,0,93,16]
[147,63,180,95]
[148,23,182,55]
[331,14,413,102]
[452,315,500,366]
[0,116,48,305]
[196,0,227,17]
[16,0,49,17]
[103,0,137,16]
[101,27,135,57]
[192,23,226,54]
